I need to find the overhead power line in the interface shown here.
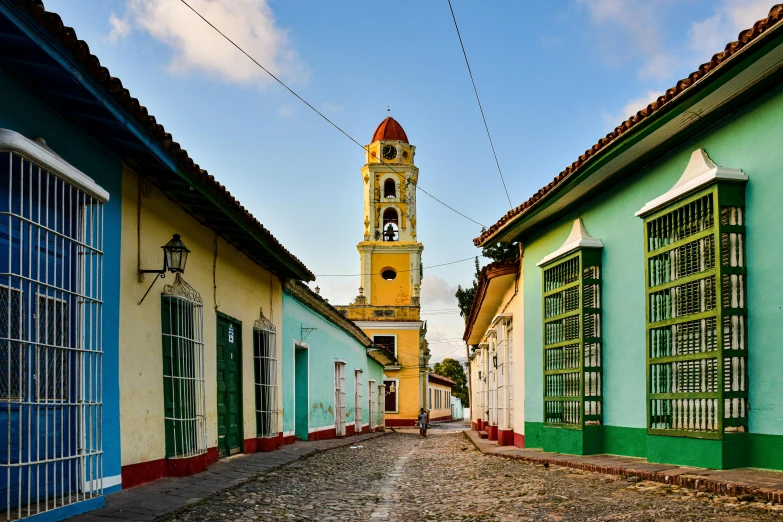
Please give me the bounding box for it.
[446,0,513,210]
[179,0,486,228]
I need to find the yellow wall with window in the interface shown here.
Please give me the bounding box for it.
[119,166,283,468]
[363,327,422,421]
[428,379,453,420]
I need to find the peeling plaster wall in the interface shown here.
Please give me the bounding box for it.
[281,292,385,438]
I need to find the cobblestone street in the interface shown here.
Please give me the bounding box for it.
[162,424,783,521]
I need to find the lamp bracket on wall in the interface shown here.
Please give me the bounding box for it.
[301,326,317,341]
[138,234,190,305]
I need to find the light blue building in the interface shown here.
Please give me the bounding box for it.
[282,282,393,442]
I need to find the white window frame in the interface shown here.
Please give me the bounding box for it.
[334,361,346,436]
[354,368,363,434]
[372,334,397,358]
[254,312,278,439]
[383,377,399,413]
[368,379,376,429]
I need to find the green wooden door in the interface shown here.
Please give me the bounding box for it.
[217,315,242,457]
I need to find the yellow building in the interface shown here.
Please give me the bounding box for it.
[336,117,437,426]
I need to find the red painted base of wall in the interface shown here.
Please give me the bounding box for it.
[374,426,385,432]
[282,435,296,445]
[345,425,355,437]
[245,436,282,453]
[385,418,418,427]
[514,432,525,448]
[471,422,478,431]
[167,448,218,477]
[430,415,453,423]
[488,425,498,441]
[308,428,337,441]
[497,429,514,446]
[122,447,218,489]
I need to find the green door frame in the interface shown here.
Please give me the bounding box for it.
[217,311,244,456]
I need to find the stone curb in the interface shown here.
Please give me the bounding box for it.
[463,430,783,505]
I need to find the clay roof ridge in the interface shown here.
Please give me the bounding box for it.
[474,4,783,247]
[462,257,520,342]
[18,0,314,280]
[428,372,456,385]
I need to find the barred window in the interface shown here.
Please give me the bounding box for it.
[162,276,207,459]
[0,136,106,517]
[540,224,603,429]
[254,311,277,438]
[643,186,747,438]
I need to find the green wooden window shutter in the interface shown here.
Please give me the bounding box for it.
[643,184,748,439]
[541,238,603,430]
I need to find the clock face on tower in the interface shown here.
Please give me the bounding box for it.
[382,144,397,160]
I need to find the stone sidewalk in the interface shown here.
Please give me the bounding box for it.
[464,429,783,504]
[69,432,387,521]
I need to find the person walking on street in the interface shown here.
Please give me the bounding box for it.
[418,408,429,438]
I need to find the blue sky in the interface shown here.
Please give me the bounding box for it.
[44,0,773,362]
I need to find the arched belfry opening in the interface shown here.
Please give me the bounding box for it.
[384,178,396,199]
[382,208,399,242]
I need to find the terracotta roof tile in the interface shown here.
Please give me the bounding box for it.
[475,4,783,246]
[15,0,315,280]
[371,116,409,143]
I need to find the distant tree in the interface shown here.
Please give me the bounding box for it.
[455,232,520,321]
[481,237,520,262]
[433,358,469,407]
[455,257,481,319]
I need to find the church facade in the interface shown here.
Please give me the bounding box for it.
[336,117,439,427]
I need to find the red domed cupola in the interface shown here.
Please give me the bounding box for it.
[372,117,409,143]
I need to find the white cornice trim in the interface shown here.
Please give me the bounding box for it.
[354,321,423,330]
[636,148,747,217]
[537,218,603,267]
[0,129,110,202]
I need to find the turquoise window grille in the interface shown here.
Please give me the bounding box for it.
[542,249,602,428]
[643,184,747,439]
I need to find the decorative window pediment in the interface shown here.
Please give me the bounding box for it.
[537,218,603,267]
[636,148,746,218]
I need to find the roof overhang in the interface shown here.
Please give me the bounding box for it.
[0,0,314,281]
[463,259,520,345]
[368,347,395,366]
[476,11,783,247]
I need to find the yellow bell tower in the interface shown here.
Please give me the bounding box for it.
[336,117,429,427]
[359,117,423,305]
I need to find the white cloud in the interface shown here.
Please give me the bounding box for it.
[115,0,309,88]
[602,89,664,128]
[688,0,773,63]
[107,13,130,43]
[277,104,295,117]
[420,275,459,308]
[576,0,676,81]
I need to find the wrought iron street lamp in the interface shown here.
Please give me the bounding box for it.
[138,234,191,304]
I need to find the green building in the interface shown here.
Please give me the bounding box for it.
[473,6,783,470]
